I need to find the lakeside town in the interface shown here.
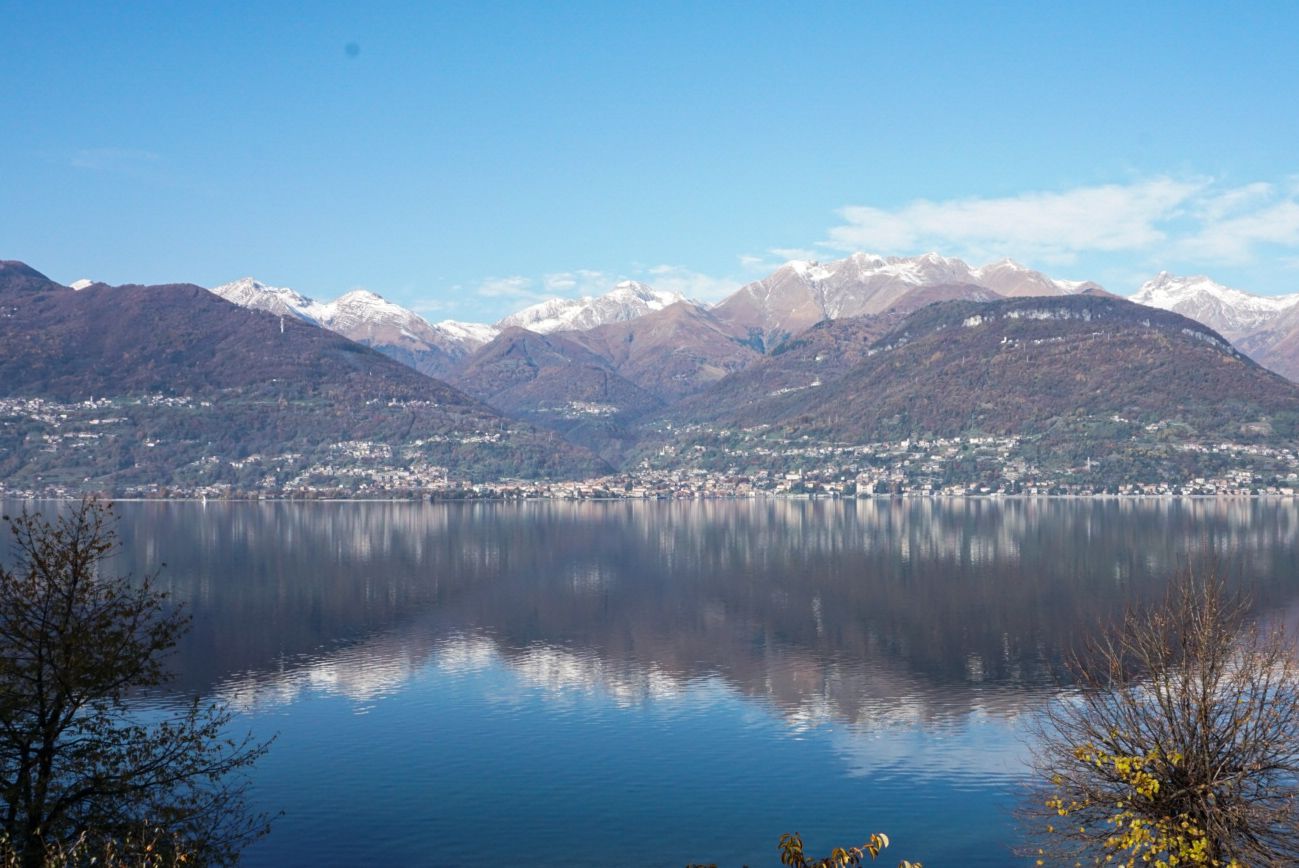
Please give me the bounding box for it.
[5,398,1299,501]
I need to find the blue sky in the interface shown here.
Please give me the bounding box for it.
[3,1,1299,321]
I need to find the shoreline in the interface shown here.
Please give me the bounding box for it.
[3,492,1297,504]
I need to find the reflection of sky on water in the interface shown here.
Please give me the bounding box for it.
[7,498,1299,866]
[216,625,1042,866]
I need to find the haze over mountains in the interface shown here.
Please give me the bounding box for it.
[7,250,1299,493]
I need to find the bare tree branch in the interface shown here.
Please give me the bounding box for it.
[1024,568,1299,866]
[0,499,271,867]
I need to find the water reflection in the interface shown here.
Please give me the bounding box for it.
[9,498,1297,866]
[76,498,1299,726]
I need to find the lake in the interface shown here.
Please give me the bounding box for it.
[10,497,1299,866]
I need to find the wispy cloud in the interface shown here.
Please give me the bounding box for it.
[543,269,611,296]
[410,298,454,315]
[738,247,823,274]
[460,175,1299,321]
[62,146,218,195]
[474,275,543,300]
[823,178,1206,265]
[768,247,821,262]
[643,264,740,302]
[818,176,1299,270]
[1190,181,1274,222]
[1175,194,1299,265]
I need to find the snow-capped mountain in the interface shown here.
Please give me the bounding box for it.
[710,252,1097,350]
[1128,272,1299,382]
[211,277,328,324]
[972,258,1102,298]
[209,278,498,379]
[208,255,1112,382]
[434,320,500,346]
[314,290,439,350]
[1130,272,1299,338]
[497,280,686,333]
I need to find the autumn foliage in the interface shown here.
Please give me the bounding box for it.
[1027,569,1299,865]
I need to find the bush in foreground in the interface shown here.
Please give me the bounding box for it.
[1027,570,1299,865]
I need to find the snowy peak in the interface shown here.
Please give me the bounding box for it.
[606,279,683,308]
[1131,272,1299,337]
[972,258,1099,297]
[776,252,954,285]
[770,253,1083,297]
[784,260,837,282]
[318,291,498,354]
[319,289,421,330]
[713,252,1098,350]
[496,280,687,333]
[433,320,499,347]
[209,278,496,377]
[210,277,326,323]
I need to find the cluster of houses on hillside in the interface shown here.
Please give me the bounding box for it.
[5,395,1299,500]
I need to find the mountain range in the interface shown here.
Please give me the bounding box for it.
[0,262,606,492]
[708,253,1100,351]
[211,278,497,380]
[498,280,686,333]
[207,252,1151,387]
[652,295,1299,448]
[7,251,1299,492]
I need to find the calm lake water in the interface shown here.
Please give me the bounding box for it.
[9,498,1299,866]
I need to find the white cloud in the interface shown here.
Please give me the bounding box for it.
[410,298,454,314]
[823,178,1207,265]
[542,269,611,296]
[447,174,1299,322]
[769,247,821,262]
[642,264,741,302]
[1176,198,1299,265]
[1190,181,1274,222]
[475,275,541,300]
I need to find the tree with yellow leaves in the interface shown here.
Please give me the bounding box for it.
[1026,569,1299,865]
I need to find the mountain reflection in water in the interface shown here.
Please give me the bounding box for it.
[105,499,1299,715]
[19,498,1298,866]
